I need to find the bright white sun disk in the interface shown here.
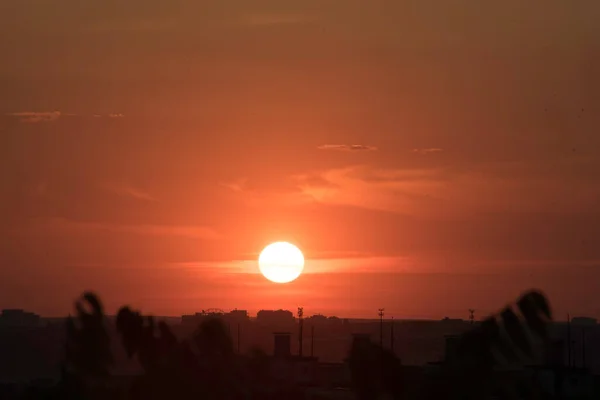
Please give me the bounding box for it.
[258,242,305,283]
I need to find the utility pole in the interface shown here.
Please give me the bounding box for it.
[390,317,394,352]
[378,308,385,347]
[582,327,586,369]
[311,325,315,357]
[298,307,304,357]
[567,313,572,368]
[468,309,475,325]
[237,323,241,354]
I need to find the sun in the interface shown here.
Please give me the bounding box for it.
[258,242,305,283]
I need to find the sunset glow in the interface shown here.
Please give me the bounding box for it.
[0,0,598,319]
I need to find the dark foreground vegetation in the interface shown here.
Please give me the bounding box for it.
[3,289,553,399]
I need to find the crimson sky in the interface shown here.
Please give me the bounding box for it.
[1,0,599,319]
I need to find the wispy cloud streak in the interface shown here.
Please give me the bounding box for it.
[6,111,61,123]
[317,144,378,152]
[5,111,125,123]
[103,183,157,202]
[239,13,317,27]
[412,148,443,155]
[16,218,222,240]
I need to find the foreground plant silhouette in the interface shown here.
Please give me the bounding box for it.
[57,293,114,400]
[347,289,554,400]
[115,305,246,400]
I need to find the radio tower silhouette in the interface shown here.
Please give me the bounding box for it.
[297,307,304,357]
[468,309,475,325]
[311,325,315,357]
[378,308,385,346]
[390,316,395,351]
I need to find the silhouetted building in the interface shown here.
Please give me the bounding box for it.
[571,317,597,326]
[314,362,352,388]
[0,309,41,327]
[441,317,462,323]
[180,314,198,325]
[443,334,460,364]
[257,309,295,327]
[264,331,321,388]
[551,321,600,371]
[546,339,567,367]
[307,314,329,324]
[350,333,370,344]
[273,332,292,358]
[226,309,249,322]
[181,308,245,326]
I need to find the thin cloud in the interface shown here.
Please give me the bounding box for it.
[294,161,600,217]
[5,111,124,123]
[103,183,157,202]
[317,144,378,152]
[239,13,318,27]
[117,224,221,240]
[306,256,416,274]
[412,148,443,155]
[168,261,253,275]
[294,165,447,215]
[220,178,309,208]
[220,179,247,192]
[6,111,61,123]
[17,218,222,240]
[86,19,178,33]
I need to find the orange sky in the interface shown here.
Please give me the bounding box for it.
[1,0,599,319]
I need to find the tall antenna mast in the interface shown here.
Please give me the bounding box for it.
[582,327,586,369]
[390,317,394,352]
[237,322,241,354]
[298,307,304,357]
[311,325,315,357]
[378,308,385,347]
[567,313,572,368]
[468,309,475,325]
